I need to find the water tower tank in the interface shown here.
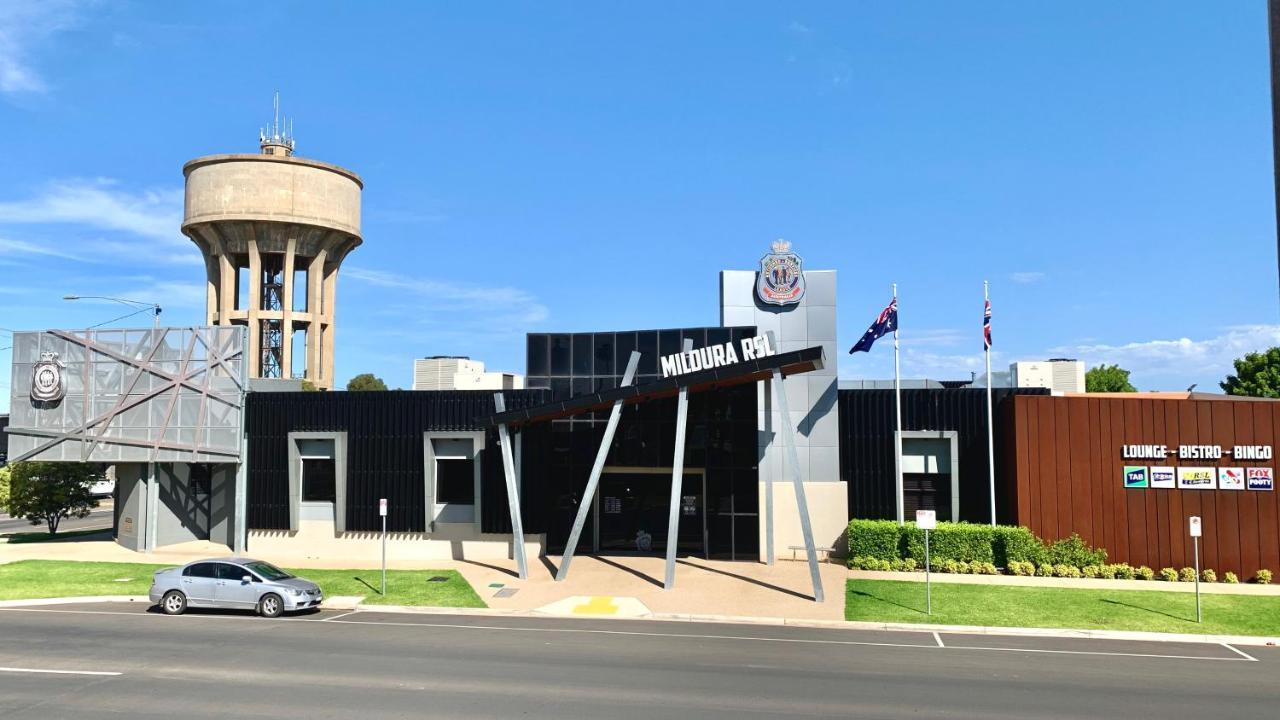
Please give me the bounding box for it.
[181,117,362,390]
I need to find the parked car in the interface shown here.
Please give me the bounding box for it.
[150,558,322,618]
[88,478,115,497]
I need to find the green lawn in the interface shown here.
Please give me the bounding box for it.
[1,528,113,544]
[0,560,485,608]
[846,579,1280,637]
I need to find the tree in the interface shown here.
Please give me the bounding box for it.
[346,373,388,391]
[6,462,99,535]
[1221,347,1280,398]
[300,379,321,392]
[1085,364,1137,393]
[0,465,10,513]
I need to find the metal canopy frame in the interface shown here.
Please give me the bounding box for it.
[493,393,529,580]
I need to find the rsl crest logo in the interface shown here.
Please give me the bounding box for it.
[31,351,67,404]
[756,239,805,306]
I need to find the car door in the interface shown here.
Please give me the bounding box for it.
[214,562,259,609]
[181,562,218,606]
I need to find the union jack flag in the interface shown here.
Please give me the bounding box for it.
[983,298,992,350]
[849,298,898,354]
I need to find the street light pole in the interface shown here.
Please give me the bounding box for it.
[63,295,162,329]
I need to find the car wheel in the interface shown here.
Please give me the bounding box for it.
[160,590,187,616]
[258,593,284,618]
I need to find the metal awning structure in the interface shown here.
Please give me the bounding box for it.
[488,345,825,428]
[489,341,828,602]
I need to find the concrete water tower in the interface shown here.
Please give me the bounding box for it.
[182,97,362,389]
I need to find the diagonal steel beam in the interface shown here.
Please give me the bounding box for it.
[772,367,824,603]
[49,329,239,407]
[556,350,641,582]
[664,339,693,590]
[494,393,528,580]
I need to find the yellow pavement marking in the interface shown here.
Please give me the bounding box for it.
[571,596,620,615]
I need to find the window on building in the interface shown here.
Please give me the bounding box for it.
[301,458,336,502]
[436,457,475,504]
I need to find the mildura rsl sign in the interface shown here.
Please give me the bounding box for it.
[660,334,777,378]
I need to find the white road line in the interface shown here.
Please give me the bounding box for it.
[323,610,359,622]
[1220,643,1259,662]
[0,666,121,677]
[0,607,1257,663]
[933,632,945,648]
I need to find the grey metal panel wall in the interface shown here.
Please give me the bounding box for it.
[838,388,1049,522]
[245,390,549,532]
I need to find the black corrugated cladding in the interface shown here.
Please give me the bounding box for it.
[245,390,549,533]
[838,388,1049,522]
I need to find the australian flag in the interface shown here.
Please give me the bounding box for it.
[849,298,898,353]
[983,298,992,350]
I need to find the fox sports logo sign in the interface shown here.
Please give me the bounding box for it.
[757,239,805,306]
[31,351,67,404]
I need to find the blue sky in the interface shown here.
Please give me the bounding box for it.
[1,1,1277,410]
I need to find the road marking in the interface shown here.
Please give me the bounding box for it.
[0,606,1259,663]
[323,610,359,622]
[0,666,121,676]
[1221,643,1259,662]
[932,632,945,648]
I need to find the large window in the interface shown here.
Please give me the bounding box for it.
[436,457,475,504]
[301,458,336,502]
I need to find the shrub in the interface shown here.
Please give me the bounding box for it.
[1114,564,1136,580]
[1136,566,1155,581]
[1046,533,1108,568]
[1256,569,1273,585]
[1081,565,1101,579]
[938,559,960,574]
[1201,569,1217,583]
[901,557,917,572]
[847,520,901,562]
[1035,563,1055,577]
[992,525,1047,566]
[1179,567,1197,583]
[1224,571,1239,584]
[954,560,972,575]
[1159,568,1179,582]
[1098,564,1118,580]
[903,522,995,565]
[1005,560,1028,576]
[1053,564,1081,578]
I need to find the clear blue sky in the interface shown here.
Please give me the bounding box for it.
[1,1,1276,410]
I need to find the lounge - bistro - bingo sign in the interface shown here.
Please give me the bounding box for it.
[1120,444,1274,491]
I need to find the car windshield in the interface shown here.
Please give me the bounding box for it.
[242,561,293,581]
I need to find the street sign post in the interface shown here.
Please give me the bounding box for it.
[1189,515,1202,623]
[380,498,388,596]
[917,510,937,615]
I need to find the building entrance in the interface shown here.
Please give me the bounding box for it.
[594,469,705,556]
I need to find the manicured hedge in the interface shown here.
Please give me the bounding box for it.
[847,519,1102,570]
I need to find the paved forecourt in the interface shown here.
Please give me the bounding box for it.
[0,602,1273,720]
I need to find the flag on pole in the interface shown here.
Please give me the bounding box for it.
[983,298,992,350]
[849,298,898,353]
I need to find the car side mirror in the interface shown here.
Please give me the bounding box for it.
[242,575,252,584]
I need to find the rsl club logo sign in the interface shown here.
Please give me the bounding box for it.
[31,351,67,405]
[757,239,805,306]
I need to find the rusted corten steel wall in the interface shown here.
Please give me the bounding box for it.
[1009,394,1280,576]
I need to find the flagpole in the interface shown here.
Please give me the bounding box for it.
[893,282,904,526]
[985,280,996,527]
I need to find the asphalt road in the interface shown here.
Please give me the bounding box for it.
[0,501,113,535]
[0,602,1275,719]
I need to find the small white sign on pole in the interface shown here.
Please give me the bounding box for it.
[380,498,388,596]
[916,509,937,530]
[1188,515,1201,537]
[379,498,388,517]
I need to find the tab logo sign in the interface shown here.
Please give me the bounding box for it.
[1150,466,1176,489]
[1123,466,1148,488]
[1177,467,1216,490]
[1248,467,1274,491]
[1217,467,1245,491]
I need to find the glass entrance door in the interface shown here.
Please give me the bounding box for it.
[595,471,704,555]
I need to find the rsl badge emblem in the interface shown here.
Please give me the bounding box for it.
[756,239,805,306]
[31,351,67,404]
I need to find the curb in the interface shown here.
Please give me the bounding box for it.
[2,595,1276,647]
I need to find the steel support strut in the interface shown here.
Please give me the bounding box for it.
[772,367,824,602]
[663,339,693,590]
[494,393,528,580]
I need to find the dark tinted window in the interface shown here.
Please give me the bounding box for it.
[184,562,217,578]
[593,334,614,376]
[659,329,682,358]
[436,457,475,504]
[549,334,571,376]
[615,332,636,373]
[527,335,548,376]
[218,563,251,581]
[302,458,336,502]
[572,334,593,376]
[636,332,658,374]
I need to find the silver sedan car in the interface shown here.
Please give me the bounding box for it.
[150,558,323,618]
